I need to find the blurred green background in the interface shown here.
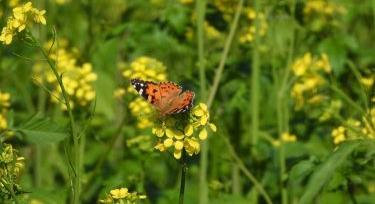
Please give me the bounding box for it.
[1,0,375,203]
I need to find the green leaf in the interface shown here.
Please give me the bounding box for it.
[298,141,361,204]
[14,115,68,144]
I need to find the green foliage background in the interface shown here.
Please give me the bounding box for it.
[1,0,375,203]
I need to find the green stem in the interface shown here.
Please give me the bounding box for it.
[276,1,296,203]
[197,0,207,99]
[346,60,369,111]
[34,79,47,188]
[179,151,187,204]
[30,32,80,204]
[251,0,261,145]
[277,96,287,204]
[196,0,208,203]
[83,115,125,195]
[329,85,366,116]
[206,0,244,108]
[219,133,273,204]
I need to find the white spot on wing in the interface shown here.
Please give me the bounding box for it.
[139,89,143,95]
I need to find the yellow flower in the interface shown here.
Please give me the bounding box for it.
[315,53,331,73]
[290,53,331,110]
[121,56,167,82]
[281,132,297,143]
[184,124,194,136]
[0,114,8,130]
[113,88,126,99]
[0,92,11,108]
[174,150,182,159]
[110,188,129,199]
[361,76,374,88]
[100,187,147,203]
[0,2,46,45]
[199,128,208,140]
[184,138,200,156]
[239,7,268,44]
[0,24,14,45]
[194,103,209,125]
[163,138,174,147]
[292,53,312,76]
[205,21,221,40]
[32,9,46,25]
[154,141,167,152]
[331,126,346,144]
[151,103,216,159]
[0,91,11,132]
[33,40,97,110]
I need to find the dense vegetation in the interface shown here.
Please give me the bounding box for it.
[0,0,375,203]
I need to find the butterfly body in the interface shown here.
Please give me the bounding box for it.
[131,78,195,115]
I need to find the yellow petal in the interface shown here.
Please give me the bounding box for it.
[174,140,184,150]
[174,150,182,159]
[209,123,217,132]
[163,138,173,147]
[194,109,204,117]
[166,128,174,138]
[200,116,208,125]
[154,142,166,152]
[199,128,208,140]
[152,127,165,137]
[173,130,185,140]
[199,103,208,111]
[184,124,194,136]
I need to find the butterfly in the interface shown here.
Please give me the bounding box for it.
[130,78,195,115]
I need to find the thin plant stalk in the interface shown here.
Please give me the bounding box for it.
[28,31,81,204]
[219,133,273,204]
[276,1,296,203]
[196,0,209,203]
[206,0,244,108]
[252,0,260,146]
[179,151,187,204]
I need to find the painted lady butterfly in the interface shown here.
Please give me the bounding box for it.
[131,78,195,115]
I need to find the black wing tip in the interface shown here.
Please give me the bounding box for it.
[130,78,143,85]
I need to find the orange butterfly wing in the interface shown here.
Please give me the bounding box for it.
[131,79,195,115]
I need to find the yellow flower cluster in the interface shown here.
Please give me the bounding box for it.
[281,132,297,142]
[304,0,346,16]
[331,109,375,145]
[0,144,25,195]
[303,0,346,31]
[153,103,216,159]
[239,8,268,44]
[33,40,97,110]
[360,75,374,88]
[129,98,154,129]
[272,132,297,147]
[0,2,46,45]
[291,53,332,110]
[331,126,346,144]
[185,20,222,42]
[121,57,167,129]
[99,187,147,204]
[213,0,239,21]
[0,91,11,132]
[122,57,167,91]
